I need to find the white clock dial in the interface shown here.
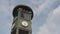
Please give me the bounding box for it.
[22,21,28,27]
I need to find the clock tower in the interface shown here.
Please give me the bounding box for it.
[11,5,33,34]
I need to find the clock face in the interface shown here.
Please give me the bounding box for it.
[21,21,28,27]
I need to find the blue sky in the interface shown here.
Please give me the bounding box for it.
[0,0,60,34]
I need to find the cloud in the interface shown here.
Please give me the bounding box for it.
[37,24,51,34]
[32,0,60,34]
[52,6,60,16]
[0,0,13,34]
[37,5,60,34]
[32,0,59,18]
[29,0,45,5]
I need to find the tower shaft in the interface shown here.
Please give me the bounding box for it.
[11,5,33,34]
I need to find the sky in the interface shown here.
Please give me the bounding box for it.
[0,0,60,34]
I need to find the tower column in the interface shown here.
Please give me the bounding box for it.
[11,5,33,34]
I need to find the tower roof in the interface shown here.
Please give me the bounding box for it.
[13,5,33,20]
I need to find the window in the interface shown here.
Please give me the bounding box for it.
[21,12,31,20]
[19,29,28,34]
[11,28,16,34]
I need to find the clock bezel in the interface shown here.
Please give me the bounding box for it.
[21,21,29,27]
